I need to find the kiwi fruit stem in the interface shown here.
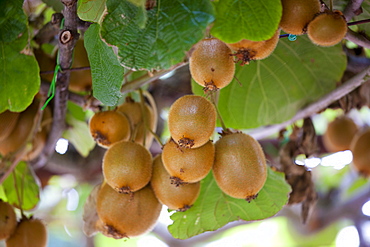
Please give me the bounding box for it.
[209,91,227,130]
[138,89,162,147]
[12,171,24,216]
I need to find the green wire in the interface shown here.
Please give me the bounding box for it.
[41,18,65,110]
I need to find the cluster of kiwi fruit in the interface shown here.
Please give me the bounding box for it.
[189,0,348,82]
[88,94,163,239]
[0,200,47,247]
[165,95,267,202]
[87,90,268,239]
[323,115,370,176]
[280,0,348,47]
[0,96,52,161]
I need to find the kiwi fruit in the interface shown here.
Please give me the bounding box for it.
[168,95,216,148]
[151,154,200,211]
[89,110,131,148]
[69,39,92,92]
[23,105,52,161]
[96,183,162,239]
[279,0,321,35]
[102,140,152,194]
[226,29,280,65]
[0,100,39,156]
[162,139,214,185]
[0,200,17,240]
[350,128,370,177]
[307,10,348,47]
[117,97,157,149]
[6,217,48,247]
[213,131,267,201]
[323,116,358,153]
[0,110,20,142]
[189,38,235,91]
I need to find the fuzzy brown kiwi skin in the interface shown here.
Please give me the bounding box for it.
[307,10,348,47]
[227,29,280,65]
[323,116,358,153]
[279,0,321,35]
[350,128,370,177]
[6,217,48,247]
[117,97,157,149]
[0,200,17,240]
[102,140,152,194]
[213,131,267,202]
[189,38,235,91]
[89,110,131,148]
[162,138,215,185]
[151,154,200,211]
[0,110,19,142]
[168,95,216,149]
[96,183,162,239]
[0,100,39,156]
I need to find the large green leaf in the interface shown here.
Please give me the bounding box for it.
[1,161,40,211]
[0,33,40,113]
[210,0,282,43]
[84,23,124,106]
[78,0,106,23]
[101,0,214,70]
[0,0,27,42]
[169,167,291,239]
[193,35,347,129]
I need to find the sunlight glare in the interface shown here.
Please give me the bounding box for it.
[65,188,79,211]
[158,206,173,226]
[304,157,321,169]
[335,226,359,247]
[321,150,353,169]
[362,200,370,216]
[55,138,69,154]
[138,235,168,247]
[159,71,175,80]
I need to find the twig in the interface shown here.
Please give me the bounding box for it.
[88,62,188,108]
[40,66,91,74]
[120,62,188,93]
[40,80,101,111]
[31,0,79,169]
[343,0,364,22]
[345,29,370,49]
[249,66,370,140]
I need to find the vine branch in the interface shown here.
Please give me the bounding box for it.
[345,29,370,49]
[343,0,364,21]
[32,0,79,169]
[249,66,370,140]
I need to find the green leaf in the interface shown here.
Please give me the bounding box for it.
[210,0,282,43]
[169,167,291,239]
[63,114,95,157]
[84,23,124,106]
[193,35,346,129]
[101,0,214,70]
[0,33,40,113]
[42,0,64,12]
[0,0,28,42]
[78,0,106,23]
[2,161,40,211]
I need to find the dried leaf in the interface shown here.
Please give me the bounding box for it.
[83,183,102,237]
